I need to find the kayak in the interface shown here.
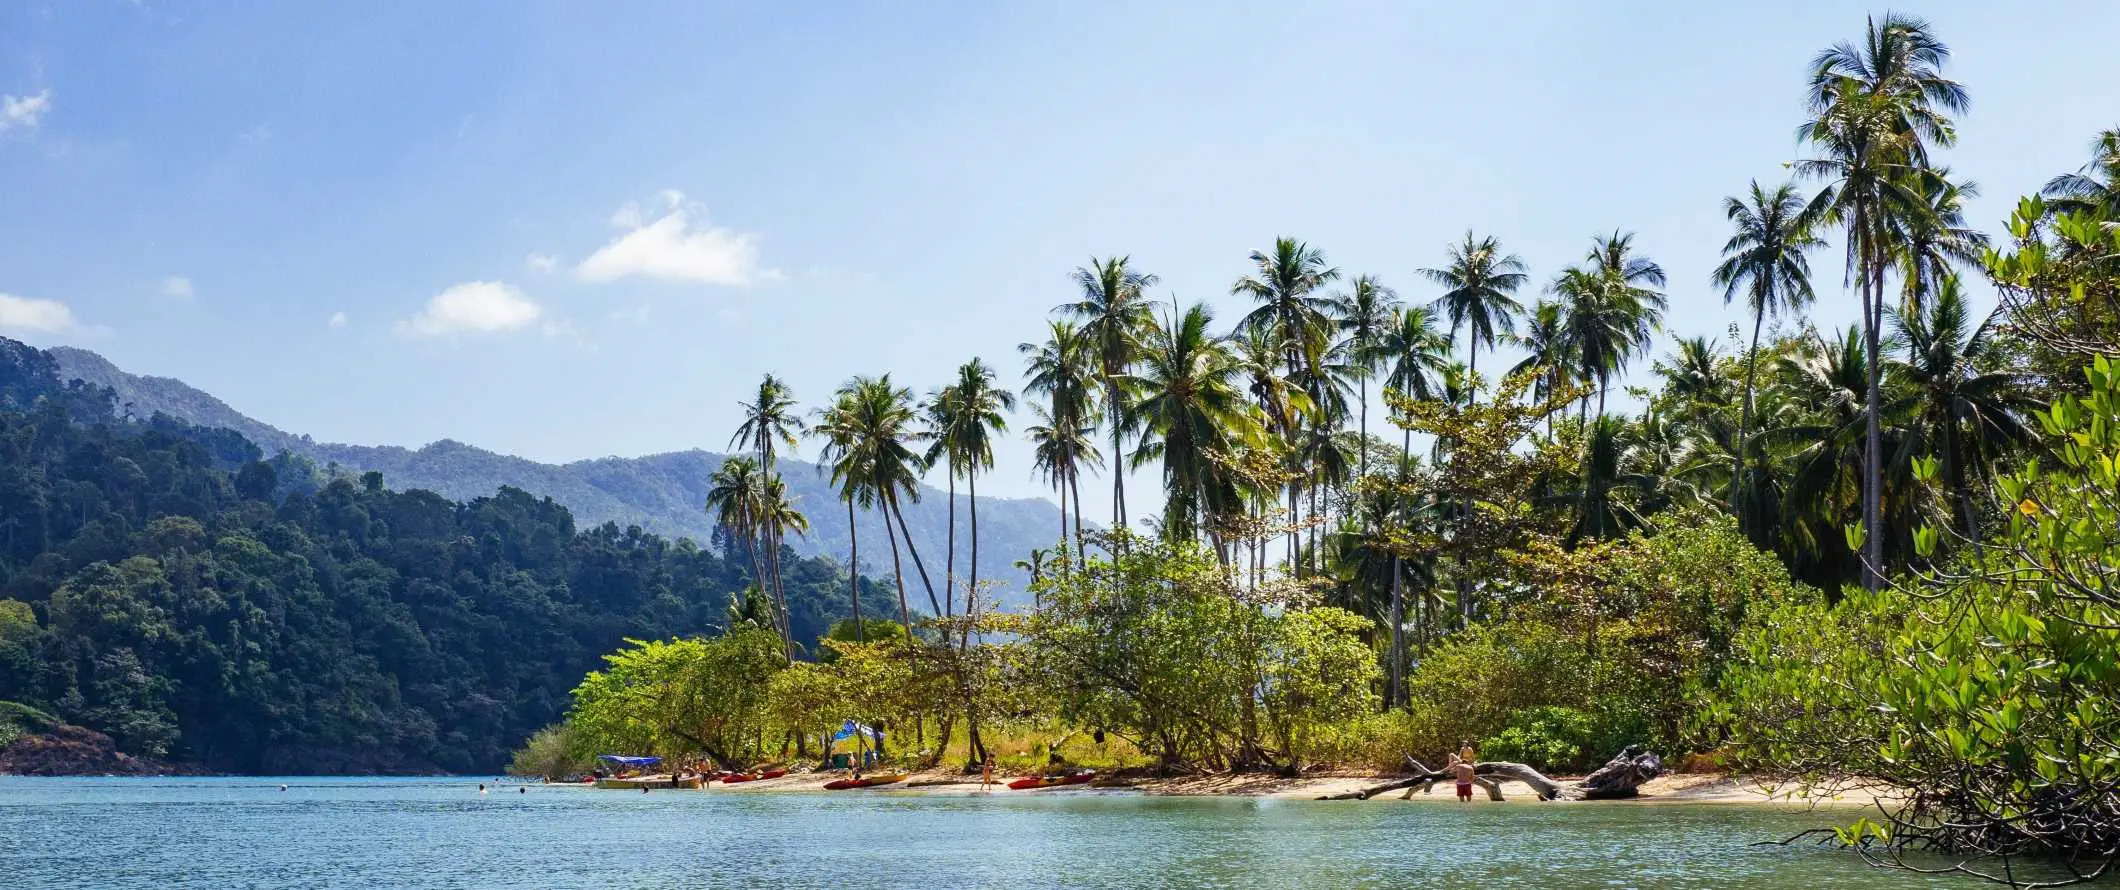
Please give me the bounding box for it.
[823,773,908,790]
[1007,772,1096,790]
[720,769,788,784]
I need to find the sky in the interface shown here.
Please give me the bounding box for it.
[1,1,2114,523]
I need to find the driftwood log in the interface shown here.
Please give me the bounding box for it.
[1317,746,1664,802]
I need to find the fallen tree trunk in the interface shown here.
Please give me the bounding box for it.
[1317,747,1662,802]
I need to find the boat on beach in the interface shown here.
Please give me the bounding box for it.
[1007,771,1096,790]
[823,773,908,790]
[718,769,788,784]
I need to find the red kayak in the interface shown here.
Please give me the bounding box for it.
[823,773,908,790]
[1007,771,1096,790]
[720,769,788,784]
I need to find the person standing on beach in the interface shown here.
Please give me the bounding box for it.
[1459,740,1476,765]
[981,754,995,790]
[1449,754,1475,802]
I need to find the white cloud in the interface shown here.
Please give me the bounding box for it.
[328,311,348,328]
[0,90,50,132]
[525,253,558,273]
[577,193,777,286]
[160,276,194,299]
[0,292,78,332]
[396,281,542,337]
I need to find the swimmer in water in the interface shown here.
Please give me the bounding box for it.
[519,787,526,794]
[478,783,487,794]
[278,784,288,792]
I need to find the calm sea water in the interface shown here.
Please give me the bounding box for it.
[0,777,1993,889]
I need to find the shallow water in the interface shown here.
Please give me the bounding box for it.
[0,776,1999,888]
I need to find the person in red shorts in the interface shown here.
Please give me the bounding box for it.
[1450,753,1476,801]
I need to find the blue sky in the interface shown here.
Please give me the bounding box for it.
[1,1,2114,518]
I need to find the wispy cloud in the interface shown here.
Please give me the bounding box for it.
[525,253,558,273]
[396,281,542,337]
[577,190,778,287]
[0,292,78,332]
[0,90,51,133]
[160,276,194,299]
[328,311,348,329]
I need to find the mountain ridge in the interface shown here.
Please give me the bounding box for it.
[44,344,1059,607]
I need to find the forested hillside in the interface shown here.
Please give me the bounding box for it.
[0,342,881,773]
[47,347,1061,607]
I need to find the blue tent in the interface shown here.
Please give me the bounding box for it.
[831,720,883,742]
[597,755,662,767]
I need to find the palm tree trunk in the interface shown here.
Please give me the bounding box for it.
[889,499,943,618]
[1469,336,1479,400]
[1388,555,1404,708]
[1068,466,1086,572]
[882,497,917,648]
[1055,473,1069,580]
[847,499,863,643]
[1734,303,1766,530]
[1861,229,1885,592]
[1109,381,1127,537]
[1358,376,1369,480]
[968,467,982,625]
[944,472,957,619]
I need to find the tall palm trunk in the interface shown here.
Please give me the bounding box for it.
[968,467,982,625]
[889,499,943,617]
[847,499,863,642]
[1109,380,1127,536]
[1055,473,1069,580]
[1358,376,1369,480]
[1388,555,1404,708]
[944,472,957,619]
[1068,466,1086,572]
[882,498,916,649]
[1733,302,1766,530]
[1859,218,1885,592]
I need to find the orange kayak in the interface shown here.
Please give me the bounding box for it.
[1007,772,1096,790]
[823,773,907,790]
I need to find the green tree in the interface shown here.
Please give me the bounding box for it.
[1059,256,1158,535]
[1422,231,1527,394]
[1329,274,1401,479]
[1132,303,1262,545]
[1713,180,1823,523]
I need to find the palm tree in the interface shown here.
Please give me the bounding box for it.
[920,386,965,618]
[1328,275,1401,479]
[1422,231,1528,394]
[1020,320,1102,564]
[1375,305,1453,455]
[1027,403,1101,568]
[934,359,1013,623]
[1059,257,1158,535]
[1509,299,1573,436]
[1131,302,1262,544]
[729,374,804,648]
[1884,277,2041,541]
[1234,238,1340,570]
[2042,128,2120,218]
[1800,12,1967,591]
[706,456,781,650]
[1713,180,1823,523]
[755,474,809,662]
[1554,232,1666,419]
[816,375,929,645]
[1895,169,1988,311]
[1566,415,1650,545]
[811,390,867,641]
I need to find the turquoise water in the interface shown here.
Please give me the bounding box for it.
[0,777,1986,888]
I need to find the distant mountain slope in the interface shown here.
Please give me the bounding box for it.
[46,344,1059,607]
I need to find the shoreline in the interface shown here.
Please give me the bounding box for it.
[621,769,1889,808]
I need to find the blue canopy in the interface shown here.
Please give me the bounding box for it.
[597,755,662,766]
[831,720,884,742]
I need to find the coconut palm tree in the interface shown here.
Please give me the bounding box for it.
[1020,320,1102,565]
[1328,275,1401,479]
[1131,302,1262,544]
[1422,232,1528,394]
[1234,237,1341,382]
[2042,128,2120,219]
[1058,257,1158,535]
[811,390,868,641]
[1026,402,1101,568]
[1713,180,1823,524]
[816,375,929,645]
[1554,233,1665,420]
[1894,169,1988,311]
[1883,277,2041,541]
[755,474,809,662]
[1375,305,1453,455]
[1509,299,1574,437]
[1800,12,1967,591]
[729,374,805,645]
[705,456,781,649]
[933,359,1014,622]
